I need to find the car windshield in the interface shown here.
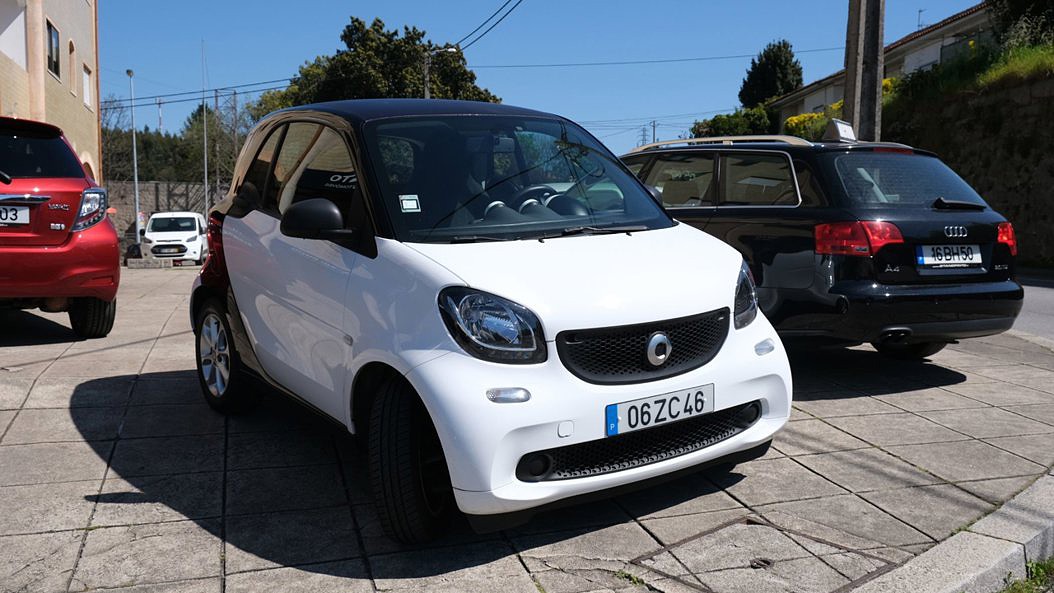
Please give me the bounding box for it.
[0,129,85,178]
[149,217,197,232]
[831,151,987,208]
[361,115,672,243]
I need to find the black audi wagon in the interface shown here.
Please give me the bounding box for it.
[621,135,1023,359]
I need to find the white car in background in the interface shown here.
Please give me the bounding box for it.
[143,211,208,265]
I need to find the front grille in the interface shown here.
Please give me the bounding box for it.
[556,308,729,385]
[516,401,761,482]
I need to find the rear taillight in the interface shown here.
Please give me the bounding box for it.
[997,222,1018,256]
[206,213,222,260]
[815,221,904,256]
[72,188,107,232]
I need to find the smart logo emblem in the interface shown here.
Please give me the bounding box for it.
[646,332,672,367]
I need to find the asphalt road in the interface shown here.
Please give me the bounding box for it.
[1016,272,1054,340]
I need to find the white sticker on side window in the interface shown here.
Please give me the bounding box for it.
[399,195,421,213]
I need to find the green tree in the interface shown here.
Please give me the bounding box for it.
[249,17,499,120]
[690,106,770,138]
[738,40,803,108]
[990,0,1054,44]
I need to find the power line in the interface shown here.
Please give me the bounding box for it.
[454,0,515,47]
[472,46,844,69]
[101,78,293,106]
[101,85,287,111]
[461,0,526,50]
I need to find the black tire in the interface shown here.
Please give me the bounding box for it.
[368,378,453,544]
[194,299,254,413]
[872,341,947,360]
[68,298,116,338]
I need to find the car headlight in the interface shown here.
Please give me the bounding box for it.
[186,235,199,243]
[438,287,547,364]
[733,260,758,330]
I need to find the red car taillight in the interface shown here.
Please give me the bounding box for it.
[206,213,223,261]
[815,221,904,256]
[997,221,1017,256]
[72,188,107,231]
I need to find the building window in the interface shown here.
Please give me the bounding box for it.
[46,20,60,77]
[83,65,92,108]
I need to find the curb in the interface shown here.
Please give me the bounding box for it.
[850,329,1054,593]
[851,474,1054,593]
[1007,328,1054,354]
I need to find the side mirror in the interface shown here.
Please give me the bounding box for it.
[280,198,355,241]
[139,228,146,237]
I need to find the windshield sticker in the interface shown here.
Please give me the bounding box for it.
[399,195,421,213]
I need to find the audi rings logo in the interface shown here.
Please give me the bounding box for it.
[944,225,968,238]
[646,332,672,367]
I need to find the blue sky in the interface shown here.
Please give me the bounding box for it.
[100,0,980,154]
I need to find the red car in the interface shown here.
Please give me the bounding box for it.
[1,116,119,338]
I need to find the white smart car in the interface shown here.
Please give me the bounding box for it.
[190,100,792,543]
[143,211,208,264]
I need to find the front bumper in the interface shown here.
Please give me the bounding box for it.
[0,220,120,302]
[148,241,203,261]
[779,280,1024,344]
[405,314,792,516]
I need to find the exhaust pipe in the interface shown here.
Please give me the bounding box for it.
[877,327,913,344]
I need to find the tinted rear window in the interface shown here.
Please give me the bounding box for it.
[832,152,986,208]
[1,130,85,178]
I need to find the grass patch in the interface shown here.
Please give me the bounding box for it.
[615,569,645,586]
[999,557,1054,593]
[979,44,1054,87]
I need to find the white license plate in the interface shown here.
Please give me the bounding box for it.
[605,384,715,437]
[916,244,981,267]
[0,205,30,225]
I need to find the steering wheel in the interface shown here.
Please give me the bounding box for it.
[508,185,558,210]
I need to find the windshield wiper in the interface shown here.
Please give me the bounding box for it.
[448,234,510,243]
[538,225,649,240]
[933,197,985,211]
[0,169,10,185]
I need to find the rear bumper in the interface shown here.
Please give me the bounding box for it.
[779,279,1023,344]
[0,220,120,302]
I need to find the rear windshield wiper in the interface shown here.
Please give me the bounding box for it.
[933,197,985,211]
[539,225,649,240]
[0,169,10,185]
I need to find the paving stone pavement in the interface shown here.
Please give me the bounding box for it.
[1,268,1053,593]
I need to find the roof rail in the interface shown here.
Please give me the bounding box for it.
[627,135,813,153]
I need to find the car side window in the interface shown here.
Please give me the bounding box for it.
[622,159,647,178]
[263,122,323,215]
[644,154,715,208]
[236,125,283,211]
[282,126,363,225]
[719,152,799,207]
[792,159,825,207]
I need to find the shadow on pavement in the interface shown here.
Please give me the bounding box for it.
[0,309,82,347]
[787,345,968,398]
[71,371,744,578]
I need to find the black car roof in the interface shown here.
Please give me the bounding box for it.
[277,99,559,126]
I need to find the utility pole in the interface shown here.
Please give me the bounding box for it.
[639,126,648,146]
[423,46,460,99]
[214,89,220,195]
[843,0,885,141]
[127,69,142,241]
[231,90,239,165]
[155,98,163,132]
[651,120,657,144]
[201,41,209,216]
